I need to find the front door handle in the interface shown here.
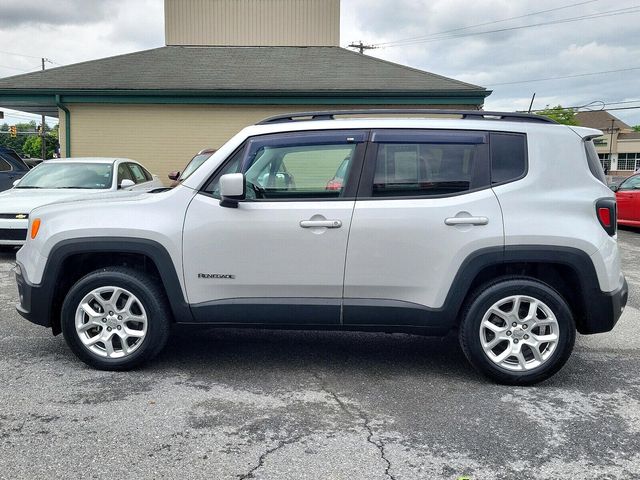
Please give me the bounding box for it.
[300,219,342,228]
[444,216,489,226]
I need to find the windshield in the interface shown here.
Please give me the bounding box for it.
[179,153,212,181]
[15,162,113,189]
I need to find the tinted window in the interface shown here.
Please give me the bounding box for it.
[490,133,526,184]
[619,175,640,191]
[203,149,244,197]
[180,153,212,181]
[372,142,478,197]
[117,164,134,184]
[141,167,153,181]
[584,140,607,184]
[0,158,10,172]
[244,143,355,199]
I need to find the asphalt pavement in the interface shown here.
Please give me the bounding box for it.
[1,230,639,479]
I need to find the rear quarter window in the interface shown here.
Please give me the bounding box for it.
[490,133,527,184]
[584,139,607,184]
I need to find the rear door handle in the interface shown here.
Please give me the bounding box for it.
[300,220,342,228]
[444,216,489,226]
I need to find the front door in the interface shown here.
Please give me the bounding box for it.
[182,130,368,325]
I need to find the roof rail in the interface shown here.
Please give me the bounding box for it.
[256,109,557,125]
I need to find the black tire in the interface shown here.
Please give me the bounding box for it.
[61,267,171,370]
[459,277,576,385]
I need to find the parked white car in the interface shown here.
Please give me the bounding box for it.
[0,157,162,247]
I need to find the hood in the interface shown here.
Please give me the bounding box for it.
[0,188,147,214]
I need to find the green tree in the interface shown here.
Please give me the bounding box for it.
[633,125,640,132]
[536,105,579,125]
[22,130,58,159]
[1,121,59,158]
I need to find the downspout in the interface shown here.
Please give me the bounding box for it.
[55,95,71,157]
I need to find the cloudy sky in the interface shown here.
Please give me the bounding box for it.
[1,0,639,126]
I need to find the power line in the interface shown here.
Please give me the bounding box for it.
[376,5,640,47]
[487,66,640,86]
[0,64,34,72]
[375,0,602,47]
[0,49,43,60]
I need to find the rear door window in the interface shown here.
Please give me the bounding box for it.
[361,130,489,198]
[128,163,149,184]
[0,158,11,172]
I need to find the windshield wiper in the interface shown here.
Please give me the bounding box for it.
[58,187,89,189]
[15,186,42,189]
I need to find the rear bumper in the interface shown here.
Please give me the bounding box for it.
[580,277,628,334]
[15,262,52,329]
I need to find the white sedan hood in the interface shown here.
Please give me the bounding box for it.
[0,188,121,214]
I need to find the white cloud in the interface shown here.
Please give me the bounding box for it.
[0,0,639,126]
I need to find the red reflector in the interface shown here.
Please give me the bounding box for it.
[598,207,611,227]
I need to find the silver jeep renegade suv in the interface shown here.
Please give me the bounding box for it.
[15,110,628,385]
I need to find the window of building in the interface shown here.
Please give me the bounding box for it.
[617,153,640,171]
[598,153,611,172]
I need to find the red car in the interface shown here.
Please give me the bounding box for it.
[612,173,640,227]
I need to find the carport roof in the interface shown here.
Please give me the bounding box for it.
[0,46,490,117]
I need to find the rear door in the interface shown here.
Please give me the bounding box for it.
[343,129,505,327]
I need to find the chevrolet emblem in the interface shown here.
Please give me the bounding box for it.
[15,214,27,220]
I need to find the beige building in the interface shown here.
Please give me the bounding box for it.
[576,110,640,175]
[0,0,491,182]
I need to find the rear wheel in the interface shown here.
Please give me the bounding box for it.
[61,267,171,370]
[459,278,575,385]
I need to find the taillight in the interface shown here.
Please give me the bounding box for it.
[325,179,343,191]
[596,199,616,236]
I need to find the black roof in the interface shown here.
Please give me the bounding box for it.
[0,46,489,95]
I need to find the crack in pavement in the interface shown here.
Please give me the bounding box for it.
[237,434,304,480]
[312,372,396,480]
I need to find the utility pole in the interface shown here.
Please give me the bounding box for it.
[347,41,376,54]
[41,58,46,160]
[608,118,615,169]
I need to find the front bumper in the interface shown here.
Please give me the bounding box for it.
[15,262,52,329]
[580,277,628,334]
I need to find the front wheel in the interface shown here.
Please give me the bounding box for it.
[61,267,171,370]
[459,278,576,385]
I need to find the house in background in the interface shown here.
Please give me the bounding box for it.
[576,110,640,175]
[0,0,490,181]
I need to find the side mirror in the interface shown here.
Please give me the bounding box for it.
[219,173,246,208]
[610,185,619,192]
[12,179,21,187]
[168,171,180,181]
[120,179,135,190]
